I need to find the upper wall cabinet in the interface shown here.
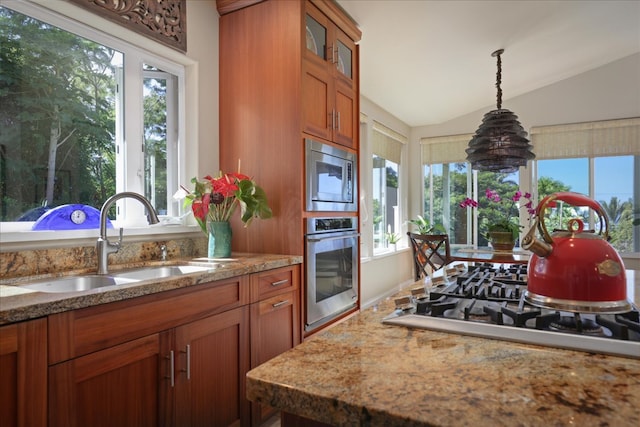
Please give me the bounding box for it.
[303,2,358,148]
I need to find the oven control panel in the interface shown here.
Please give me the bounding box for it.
[306,217,357,234]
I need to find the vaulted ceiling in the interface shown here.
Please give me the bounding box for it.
[336,0,640,127]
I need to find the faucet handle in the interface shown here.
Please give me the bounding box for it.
[114,227,123,249]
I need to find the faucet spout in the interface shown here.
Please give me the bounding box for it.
[97,192,160,274]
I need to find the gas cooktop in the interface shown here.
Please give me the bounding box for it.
[383,264,640,359]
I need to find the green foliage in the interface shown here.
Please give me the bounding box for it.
[0,7,170,221]
[0,7,118,219]
[235,179,273,226]
[407,215,445,234]
[486,218,521,241]
[385,232,400,244]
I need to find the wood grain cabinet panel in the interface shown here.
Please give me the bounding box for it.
[250,265,301,425]
[0,318,47,427]
[47,277,252,427]
[48,276,248,364]
[219,0,360,256]
[304,1,358,149]
[49,333,171,427]
[175,306,250,427]
[41,267,303,426]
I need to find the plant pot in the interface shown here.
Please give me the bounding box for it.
[207,221,232,258]
[488,231,515,251]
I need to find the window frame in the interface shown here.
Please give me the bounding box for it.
[0,1,198,250]
[370,121,407,256]
[420,119,640,255]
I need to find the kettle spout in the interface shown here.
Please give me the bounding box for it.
[521,218,553,257]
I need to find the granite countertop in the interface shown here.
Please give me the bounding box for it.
[247,282,640,426]
[0,253,302,325]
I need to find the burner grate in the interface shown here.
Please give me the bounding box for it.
[549,313,604,336]
[383,262,640,358]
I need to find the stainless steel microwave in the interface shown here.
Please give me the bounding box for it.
[305,139,357,212]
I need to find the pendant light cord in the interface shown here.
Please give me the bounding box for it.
[493,49,503,110]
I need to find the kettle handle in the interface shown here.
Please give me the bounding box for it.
[536,192,609,243]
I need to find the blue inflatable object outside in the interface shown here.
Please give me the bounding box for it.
[32,204,112,230]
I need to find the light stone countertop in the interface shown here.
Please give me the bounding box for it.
[247,281,640,427]
[0,253,302,325]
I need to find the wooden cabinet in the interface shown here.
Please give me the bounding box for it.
[249,265,301,425]
[0,318,47,427]
[48,276,251,427]
[49,332,172,427]
[42,266,300,427]
[303,1,358,148]
[219,0,360,256]
[175,307,250,427]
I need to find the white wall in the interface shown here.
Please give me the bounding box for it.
[358,97,414,306]
[184,2,220,179]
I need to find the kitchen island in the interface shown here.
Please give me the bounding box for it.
[247,276,640,426]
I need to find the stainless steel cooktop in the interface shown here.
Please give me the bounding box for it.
[383,264,640,359]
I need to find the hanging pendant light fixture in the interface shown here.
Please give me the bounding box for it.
[466,49,535,172]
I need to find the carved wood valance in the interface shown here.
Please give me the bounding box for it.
[69,0,187,52]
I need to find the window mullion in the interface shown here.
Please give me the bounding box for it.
[120,56,146,224]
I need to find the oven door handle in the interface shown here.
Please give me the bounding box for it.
[306,232,360,242]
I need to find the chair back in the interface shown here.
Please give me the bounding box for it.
[407,232,451,281]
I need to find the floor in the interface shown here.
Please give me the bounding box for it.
[261,413,281,427]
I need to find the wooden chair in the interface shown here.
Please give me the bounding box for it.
[407,232,451,281]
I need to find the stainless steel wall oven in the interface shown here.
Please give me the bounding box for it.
[305,217,359,332]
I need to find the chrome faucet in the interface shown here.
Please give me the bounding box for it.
[97,192,160,275]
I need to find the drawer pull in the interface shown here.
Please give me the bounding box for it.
[271,279,289,287]
[272,300,289,308]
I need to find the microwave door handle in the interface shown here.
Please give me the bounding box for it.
[307,232,359,242]
[345,162,353,199]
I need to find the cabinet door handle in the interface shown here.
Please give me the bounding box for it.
[336,112,341,131]
[272,299,289,308]
[271,279,289,287]
[165,351,175,387]
[180,344,191,380]
[331,110,336,130]
[328,43,336,64]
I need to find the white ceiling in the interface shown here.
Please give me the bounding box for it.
[336,0,640,127]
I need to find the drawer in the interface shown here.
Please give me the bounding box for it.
[250,265,300,302]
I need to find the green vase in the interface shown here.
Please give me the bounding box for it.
[488,231,516,251]
[207,221,232,258]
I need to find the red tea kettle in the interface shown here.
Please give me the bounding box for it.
[521,192,630,313]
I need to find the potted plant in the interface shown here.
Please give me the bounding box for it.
[460,188,535,251]
[407,215,446,235]
[385,232,401,250]
[177,171,272,258]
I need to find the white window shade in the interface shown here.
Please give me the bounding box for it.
[421,134,473,164]
[372,121,406,164]
[530,118,640,159]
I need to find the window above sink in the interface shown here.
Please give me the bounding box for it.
[0,1,201,248]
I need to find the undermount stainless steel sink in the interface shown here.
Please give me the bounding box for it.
[112,265,216,281]
[19,264,216,293]
[20,275,139,293]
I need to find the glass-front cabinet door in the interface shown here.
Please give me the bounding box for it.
[305,4,354,84]
[303,2,357,148]
[305,13,326,62]
[336,38,352,80]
